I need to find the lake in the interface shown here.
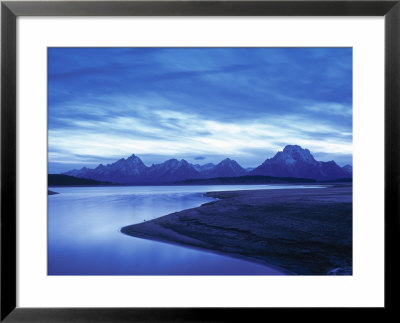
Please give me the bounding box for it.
[48,184,322,275]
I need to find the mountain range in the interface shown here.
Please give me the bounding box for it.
[251,145,351,181]
[62,145,352,184]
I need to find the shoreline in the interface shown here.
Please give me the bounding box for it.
[122,184,352,275]
[120,221,293,275]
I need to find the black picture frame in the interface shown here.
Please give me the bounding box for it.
[1,0,399,321]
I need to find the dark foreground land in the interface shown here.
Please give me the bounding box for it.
[48,174,115,186]
[121,184,352,275]
[174,175,316,185]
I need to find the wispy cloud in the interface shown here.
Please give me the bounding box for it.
[304,103,352,117]
[48,48,353,172]
[48,106,352,167]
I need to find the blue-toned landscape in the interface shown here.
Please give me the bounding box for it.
[48,48,352,275]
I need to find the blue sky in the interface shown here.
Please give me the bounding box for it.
[48,47,352,173]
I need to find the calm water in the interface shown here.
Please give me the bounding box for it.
[48,184,321,275]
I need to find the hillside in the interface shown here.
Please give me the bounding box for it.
[174,175,316,185]
[48,174,115,186]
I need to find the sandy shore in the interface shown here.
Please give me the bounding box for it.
[121,184,352,275]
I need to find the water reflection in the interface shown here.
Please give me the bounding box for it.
[48,185,320,275]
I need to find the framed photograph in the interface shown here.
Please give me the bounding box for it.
[1,0,399,321]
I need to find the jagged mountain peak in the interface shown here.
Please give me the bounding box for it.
[126,154,139,160]
[218,158,242,166]
[126,154,146,165]
[110,154,146,167]
[216,158,242,167]
[252,145,350,180]
[282,145,311,156]
[152,158,193,171]
[145,158,200,182]
[204,157,246,178]
[283,144,306,152]
[266,145,317,166]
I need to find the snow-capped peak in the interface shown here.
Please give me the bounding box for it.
[278,145,316,164]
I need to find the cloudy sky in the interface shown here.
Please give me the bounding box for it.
[48,47,352,173]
